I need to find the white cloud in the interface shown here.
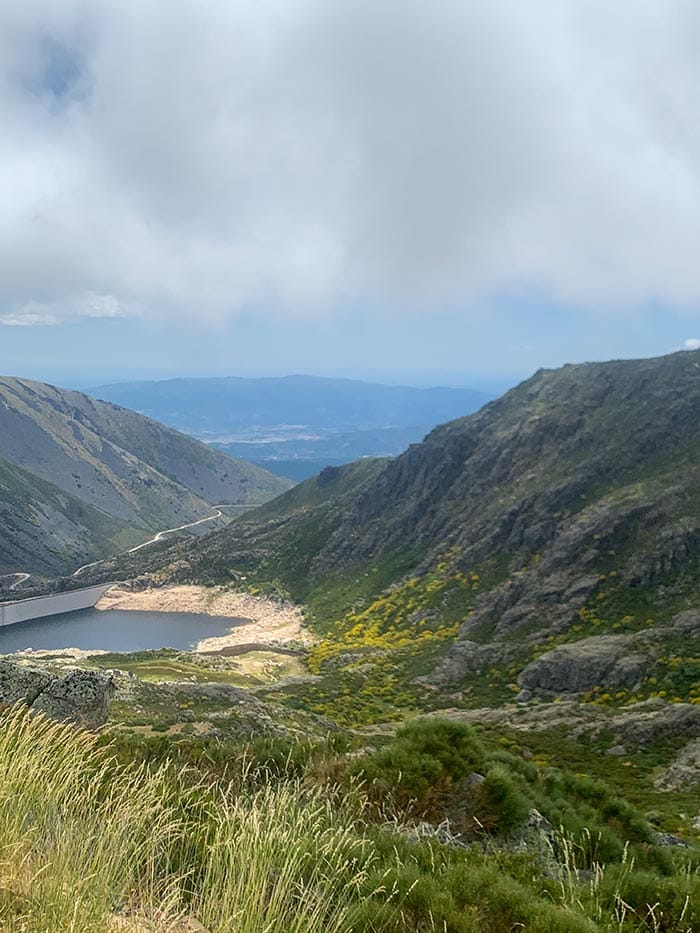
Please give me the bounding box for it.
[0,310,59,327]
[683,337,700,350]
[2,1,700,325]
[0,294,133,327]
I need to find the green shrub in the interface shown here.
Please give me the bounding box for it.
[446,861,597,932]
[352,718,485,816]
[478,765,531,834]
[488,748,538,782]
[0,707,696,932]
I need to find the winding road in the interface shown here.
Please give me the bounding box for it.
[72,506,226,576]
[7,502,259,589]
[8,573,31,591]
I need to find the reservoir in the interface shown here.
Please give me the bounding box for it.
[0,607,244,654]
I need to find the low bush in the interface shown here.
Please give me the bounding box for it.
[478,765,531,833]
[352,719,485,817]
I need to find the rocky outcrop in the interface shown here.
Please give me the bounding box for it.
[517,635,649,695]
[672,610,700,633]
[0,658,114,728]
[439,698,700,750]
[32,669,115,729]
[427,640,513,686]
[654,739,700,791]
[604,701,700,747]
[124,677,335,740]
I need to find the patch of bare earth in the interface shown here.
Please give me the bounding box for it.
[96,584,315,652]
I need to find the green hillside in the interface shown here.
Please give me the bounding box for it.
[0,456,140,575]
[0,376,291,578]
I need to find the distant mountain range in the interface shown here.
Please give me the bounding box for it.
[88,375,494,480]
[0,377,290,578]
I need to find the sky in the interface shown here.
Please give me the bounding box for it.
[1,0,700,389]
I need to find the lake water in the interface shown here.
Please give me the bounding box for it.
[0,608,244,654]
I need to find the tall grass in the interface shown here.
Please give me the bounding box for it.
[193,782,373,932]
[0,707,376,932]
[0,706,183,931]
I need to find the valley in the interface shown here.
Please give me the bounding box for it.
[38,351,700,735]
[1,351,699,931]
[5,6,699,925]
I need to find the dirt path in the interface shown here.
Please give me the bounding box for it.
[14,503,259,585]
[96,584,315,652]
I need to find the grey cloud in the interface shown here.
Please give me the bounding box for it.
[1,0,700,326]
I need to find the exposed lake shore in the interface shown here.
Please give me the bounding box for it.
[96,584,314,653]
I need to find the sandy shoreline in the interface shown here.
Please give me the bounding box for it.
[96,584,314,653]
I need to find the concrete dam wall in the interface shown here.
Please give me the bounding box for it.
[0,584,113,627]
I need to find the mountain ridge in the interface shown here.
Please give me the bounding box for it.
[0,376,291,578]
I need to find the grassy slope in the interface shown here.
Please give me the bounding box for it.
[0,376,291,576]
[0,455,144,575]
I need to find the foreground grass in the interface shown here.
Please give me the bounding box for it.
[0,708,698,931]
[0,708,369,932]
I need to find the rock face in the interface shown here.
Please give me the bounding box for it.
[443,698,700,755]
[517,635,649,695]
[605,702,700,747]
[0,658,114,728]
[672,610,700,633]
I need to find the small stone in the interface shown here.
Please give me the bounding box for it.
[652,831,690,848]
[464,772,486,787]
[606,744,627,757]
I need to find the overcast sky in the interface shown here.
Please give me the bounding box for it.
[1,0,699,386]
